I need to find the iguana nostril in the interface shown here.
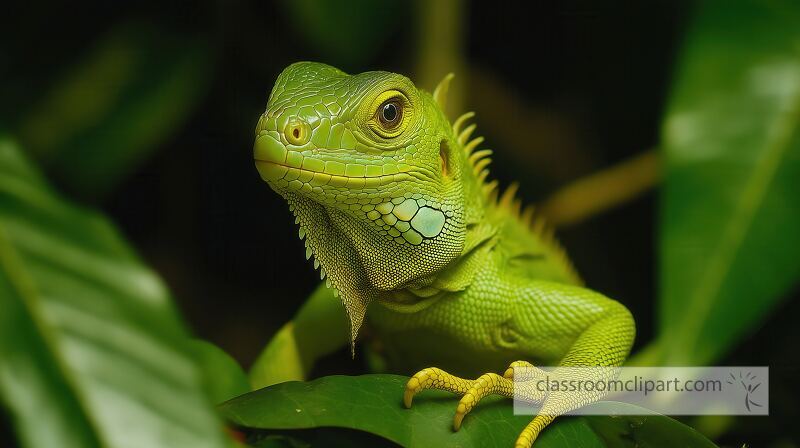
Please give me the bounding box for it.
[284,118,310,145]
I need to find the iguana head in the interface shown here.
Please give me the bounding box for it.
[254,62,475,343]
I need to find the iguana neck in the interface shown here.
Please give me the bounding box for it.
[284,186,476,342]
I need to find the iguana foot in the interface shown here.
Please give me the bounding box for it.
[404,361,551,447]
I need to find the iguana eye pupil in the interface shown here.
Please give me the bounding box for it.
[379,100,401,128]
[383,103,397,121]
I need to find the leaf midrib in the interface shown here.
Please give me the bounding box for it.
[668,69,800,363]
[0,224,105,447]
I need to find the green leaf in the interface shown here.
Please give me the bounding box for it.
[220,374,717,448]
[659,0,800,364]
[17,23,212,199]
[192,340,251,404]
[249,283,349,390]
[0,138,228,447]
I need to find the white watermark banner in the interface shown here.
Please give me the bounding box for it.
[512,366,768,416]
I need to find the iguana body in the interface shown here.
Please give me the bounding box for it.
[253,62,635,447]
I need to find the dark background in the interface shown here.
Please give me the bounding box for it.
[5,0,681,363]
[3,1,798,446]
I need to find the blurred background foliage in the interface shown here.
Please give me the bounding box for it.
[1,0,799,446]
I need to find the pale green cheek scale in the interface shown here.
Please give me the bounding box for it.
[363,198,449,246]
[410,207,446,238]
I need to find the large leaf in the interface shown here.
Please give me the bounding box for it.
[192,340,251,405]
[659,0,800,364]
[0,138,228,447]
[220,374,717,448]
[17,23,212,199]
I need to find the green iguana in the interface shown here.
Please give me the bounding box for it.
[253,62,635,447]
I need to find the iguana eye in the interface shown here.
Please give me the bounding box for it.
[366,90,412,139]
[378,99,402,129]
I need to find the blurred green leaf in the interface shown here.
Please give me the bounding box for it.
[17,23,212,199]
[658,0,800,364]
[249,283,349,390]
[0,138,228,447]
[220,374,717,448]
[249,322,306,389]
[192,340,251,404]
[280,0,405,68]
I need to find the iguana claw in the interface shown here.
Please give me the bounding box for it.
[404,361,548,447]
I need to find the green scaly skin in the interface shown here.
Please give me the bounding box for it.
[253,62,635,447]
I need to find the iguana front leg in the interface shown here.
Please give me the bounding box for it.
[403,286,635,447]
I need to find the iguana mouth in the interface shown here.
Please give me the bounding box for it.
[254,160,410,188]
[253,133,413,188]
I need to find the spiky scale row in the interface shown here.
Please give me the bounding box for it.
[451,111,580,283]
[296,218,337,299]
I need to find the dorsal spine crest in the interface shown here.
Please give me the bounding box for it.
[451,110,582,284]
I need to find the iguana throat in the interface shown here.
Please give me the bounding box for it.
[253,62,471,346]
